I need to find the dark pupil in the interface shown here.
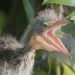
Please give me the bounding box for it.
[43,24,47,28]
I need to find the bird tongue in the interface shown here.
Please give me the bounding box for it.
[42,20,71,58]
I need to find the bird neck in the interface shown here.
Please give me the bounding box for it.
[19,21,42,57]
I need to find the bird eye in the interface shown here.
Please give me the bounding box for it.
[43,21,50,28]
[43,23,48,28]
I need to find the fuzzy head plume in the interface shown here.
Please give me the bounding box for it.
[36,9,59,21]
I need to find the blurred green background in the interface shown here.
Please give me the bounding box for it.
[0,0,75,75]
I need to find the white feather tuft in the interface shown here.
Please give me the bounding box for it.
[36,9,59,21]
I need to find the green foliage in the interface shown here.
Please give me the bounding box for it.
[34,68,48,75]
[0,11,7,34]
[43,0,75,6]
[61,23,75,34]
[65,11,75,20]
[22,0,35,23]
[62,63,75,75]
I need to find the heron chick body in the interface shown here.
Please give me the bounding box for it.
[0,9,71,75]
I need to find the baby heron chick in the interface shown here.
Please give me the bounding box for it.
[0,9,71,75]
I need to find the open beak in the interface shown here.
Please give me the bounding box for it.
[30,20,71,58]
[38,20,71,57]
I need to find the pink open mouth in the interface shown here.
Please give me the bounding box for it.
[41,20,71,57]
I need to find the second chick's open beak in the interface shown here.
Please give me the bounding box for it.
[30,20,71,58]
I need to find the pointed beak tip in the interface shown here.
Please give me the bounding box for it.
[67,53,72,59]
[65,52,72,58]
[70,56,72,59]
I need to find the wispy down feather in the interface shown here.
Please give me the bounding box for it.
[36,9,59,21]
[0,35,23,50]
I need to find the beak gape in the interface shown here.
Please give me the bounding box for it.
[41,20,71,57]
